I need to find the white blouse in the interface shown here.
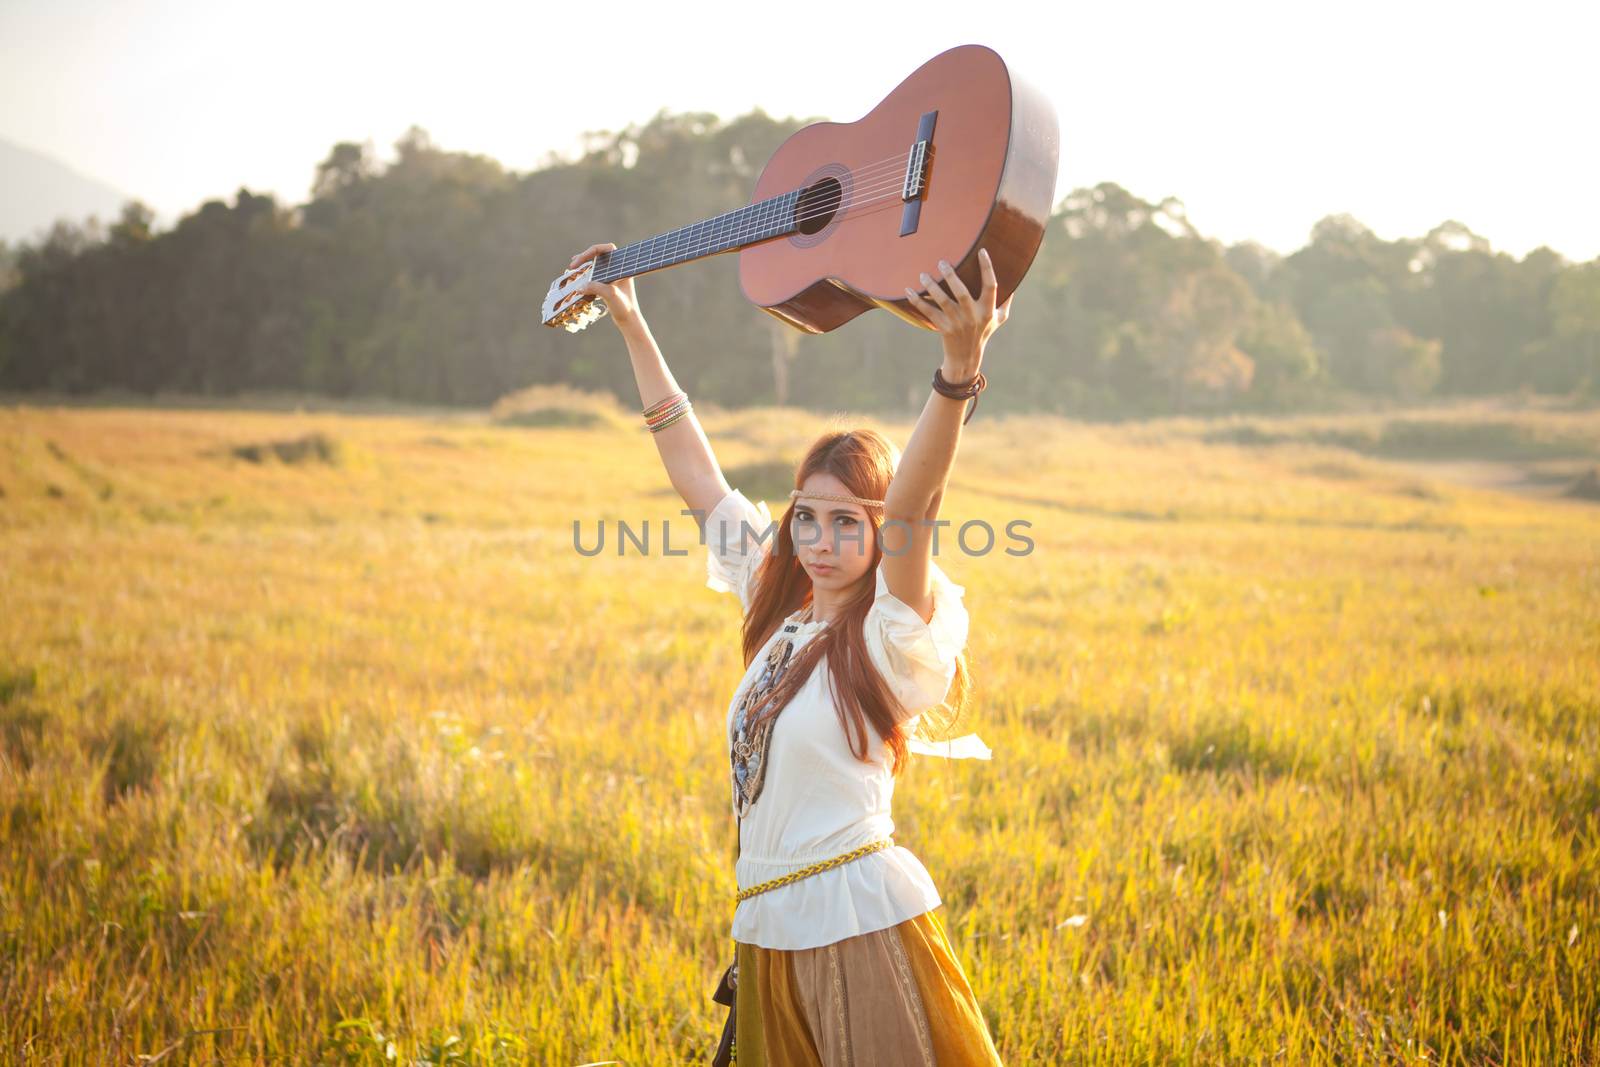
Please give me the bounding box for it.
[703,487,989,951]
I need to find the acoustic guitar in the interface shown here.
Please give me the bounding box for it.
[541,43,1060,335]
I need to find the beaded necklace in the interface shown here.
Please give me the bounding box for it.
[729,601,817,818]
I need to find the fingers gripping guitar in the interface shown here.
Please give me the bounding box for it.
[902,247,1014,363]
[540,242,638,333]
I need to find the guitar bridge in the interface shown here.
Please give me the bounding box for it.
[902,139,931,201]
[899,110,938,236]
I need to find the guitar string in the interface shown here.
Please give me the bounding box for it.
[578,182,915,301]
[556,177,940,321]
[593,170,914,283]
[606,156,923,271]
[551,185,915,321]
[550,192,921,322]
[600,180,909,281]
[556,193,930,322]
[589,177,917,288]
[559,187,929,318]
[592,157,916,282]
[592,145,918,275]
[588,147,929,282]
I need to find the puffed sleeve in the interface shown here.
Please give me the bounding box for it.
[702,488,775,615]
[862,557,970,722]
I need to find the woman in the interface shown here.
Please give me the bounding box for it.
[569,240,1011,1065]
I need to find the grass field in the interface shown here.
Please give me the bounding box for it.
[1,394,1597,1064]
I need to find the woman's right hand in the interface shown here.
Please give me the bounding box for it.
[569,242,642,331]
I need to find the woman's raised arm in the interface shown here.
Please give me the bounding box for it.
[880,247,1014,623]
[569,241,732,521]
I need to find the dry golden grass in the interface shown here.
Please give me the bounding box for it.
[1,398,1597,1064]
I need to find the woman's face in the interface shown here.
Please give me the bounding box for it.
[791,472,875,590]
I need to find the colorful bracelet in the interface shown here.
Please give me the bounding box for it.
[643,390,687,418]
[645,392,693,433]
[648,405,692,433]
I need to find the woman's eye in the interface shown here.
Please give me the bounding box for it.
[837,516,857,526]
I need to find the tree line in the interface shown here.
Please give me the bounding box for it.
[1,113,1596,416]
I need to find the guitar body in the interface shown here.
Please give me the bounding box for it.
[740,44,1060,333]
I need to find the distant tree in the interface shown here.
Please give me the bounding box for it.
[1236,298,1320,404]
[311,140,376,200]
[1042,184,1266,411]
[1224,240,1287,301]
[1300,275,1396,391]
[1151,265,1256,409]
[1398,221,1559,392]
[1523,261,1600,393]
[1365,326,1442,399]
[110,200,156,245]
[1283,216,1452,397]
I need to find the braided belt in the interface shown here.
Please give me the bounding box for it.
[735,838,894,902]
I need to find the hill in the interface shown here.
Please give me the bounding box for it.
[0,136,132,244]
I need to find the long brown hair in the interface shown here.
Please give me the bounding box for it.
[737,428,972,775]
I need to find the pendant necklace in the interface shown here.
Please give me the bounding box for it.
[729,602,816,817]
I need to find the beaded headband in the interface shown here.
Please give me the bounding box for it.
[790,489,885,508]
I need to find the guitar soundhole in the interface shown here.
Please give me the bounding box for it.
[794,177,843,236]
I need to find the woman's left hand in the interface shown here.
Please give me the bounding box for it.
[904,246,1015,371]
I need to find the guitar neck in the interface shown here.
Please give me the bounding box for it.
[592,189,806,283]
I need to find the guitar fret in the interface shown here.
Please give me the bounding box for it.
[669,221,692,269]
[596,193,798,283]
[684,219,706,266]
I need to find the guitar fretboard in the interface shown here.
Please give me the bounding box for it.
[592,190,806,282]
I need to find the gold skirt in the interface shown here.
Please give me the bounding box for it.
[731,908,1004,1066]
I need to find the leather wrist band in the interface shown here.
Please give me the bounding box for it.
[931,366,987,425]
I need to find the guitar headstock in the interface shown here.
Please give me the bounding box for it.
[541,261,609,333]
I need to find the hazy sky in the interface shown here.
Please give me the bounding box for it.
[2,0,1596,260]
